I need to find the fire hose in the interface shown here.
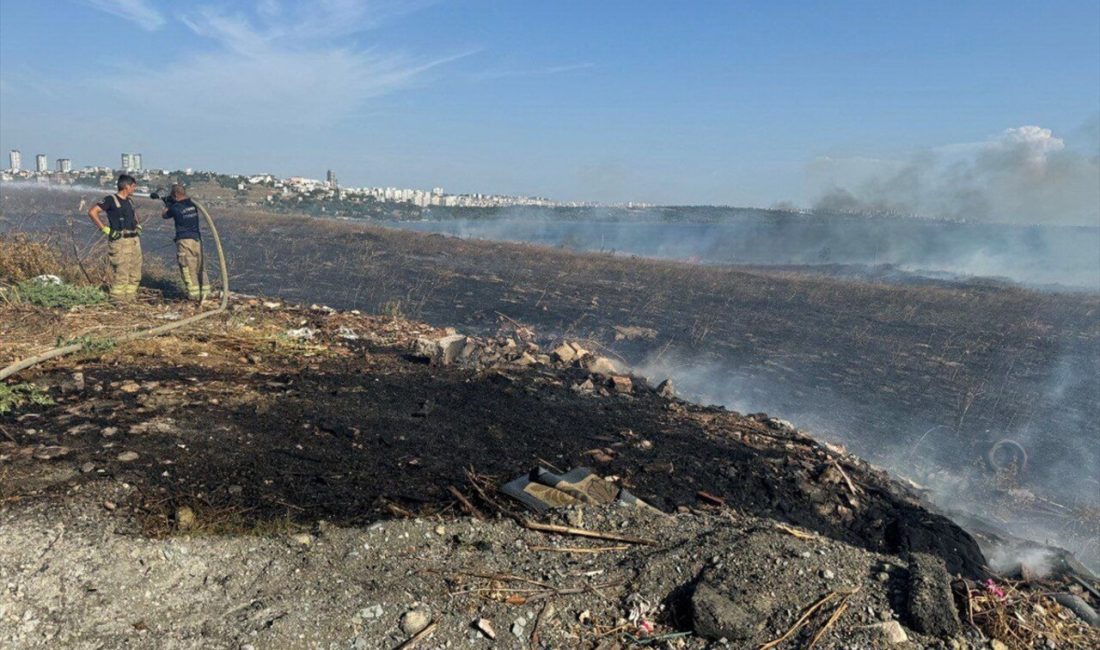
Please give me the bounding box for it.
[0,200,229,381]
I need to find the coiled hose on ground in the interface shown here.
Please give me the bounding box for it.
[0,200,229,381]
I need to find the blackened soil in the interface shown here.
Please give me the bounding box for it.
[1,305,985,577]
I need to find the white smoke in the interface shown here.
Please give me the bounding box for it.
[811,124,1100,226]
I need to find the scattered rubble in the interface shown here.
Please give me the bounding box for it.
[2,295,1097,649]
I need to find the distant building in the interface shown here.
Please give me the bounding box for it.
[120,152,142,172]
[9,150,21,171]
[326,169,338,188]
[35,154,48,173]
[56,158,72,173]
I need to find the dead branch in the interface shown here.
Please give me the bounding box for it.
[759,591,839,650]
[774,522,815,540]
[530,544,630,554]
[447,486,487,521]
[522,520,656,546]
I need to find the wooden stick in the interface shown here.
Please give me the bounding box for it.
[696,490,725,506]
[529,602,555,645]
[392,621,437,649]
[522,520,656,546]
[831,459,863,496]
[448,486,487,521]
[530,544,630,554]
[774,522,814,540]
[759,591,839,650]
[808,587,860,649]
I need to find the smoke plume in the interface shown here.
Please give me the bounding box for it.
[810,125,1100,226]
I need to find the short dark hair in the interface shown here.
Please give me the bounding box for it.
[170,184,187,199]
[117,174,137,190]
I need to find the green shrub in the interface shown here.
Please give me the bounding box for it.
[0,383,54,415]
[4,280,107,309]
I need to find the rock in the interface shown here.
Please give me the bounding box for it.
[358,605,384,622]
[116,451,139,462]
[572,379,595,394]
[413,334,468,366]
[101,426,118,436]
[61,372,85,394]
[32,445,71,460]
[1052,593,1100,627]
[227,485,243,495]
[436,334,467,365]
[80,462,95,473]
[511,617,526,638]
[516,352,537,366]
[119,381,141,394]
[907,552,962,637]
[870,620,908,644]
[473,618,496,639]
[990,640,1009,650]
[175,506,196,530]
[765,417,794,431]
[613,325,658,341]
[291,533,313,546]
[568,342,591,358]
[691,582,769,642]
[820,569,835,580]
[608,375,633,393]
[400,610,430,636]
[656,379,676,398]
[552,344,576,363]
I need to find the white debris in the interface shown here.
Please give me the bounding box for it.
[285,327,316,341]
[336,326,360,340]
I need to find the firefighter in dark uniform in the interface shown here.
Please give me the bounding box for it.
[161,184,207,301]
[87,174,143,301]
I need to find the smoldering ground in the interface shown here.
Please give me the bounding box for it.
[634,345,1100,574]
[387,207,1100,290]
[3,185,1098,573]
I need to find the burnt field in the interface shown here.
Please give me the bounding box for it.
[3,187,1099,563]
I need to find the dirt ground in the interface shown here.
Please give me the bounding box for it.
[2,295,1098,649]
[4,193,1098,561]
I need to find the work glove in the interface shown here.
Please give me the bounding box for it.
[100,226,110,236]
[135,225,143,234]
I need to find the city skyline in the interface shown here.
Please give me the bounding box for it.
[1,2,1098,222]
[3,147,623,209]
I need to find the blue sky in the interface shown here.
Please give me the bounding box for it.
[1,0,1098,211]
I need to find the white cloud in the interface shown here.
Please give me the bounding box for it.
[104,2,469,127]
[470,62,594,82]
[85,0,165,31]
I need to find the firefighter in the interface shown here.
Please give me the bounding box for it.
[88,174,143,302]
[161,184,207,301]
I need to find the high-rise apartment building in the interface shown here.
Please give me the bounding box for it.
[9,150,21,171]
[35,154,48,173]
